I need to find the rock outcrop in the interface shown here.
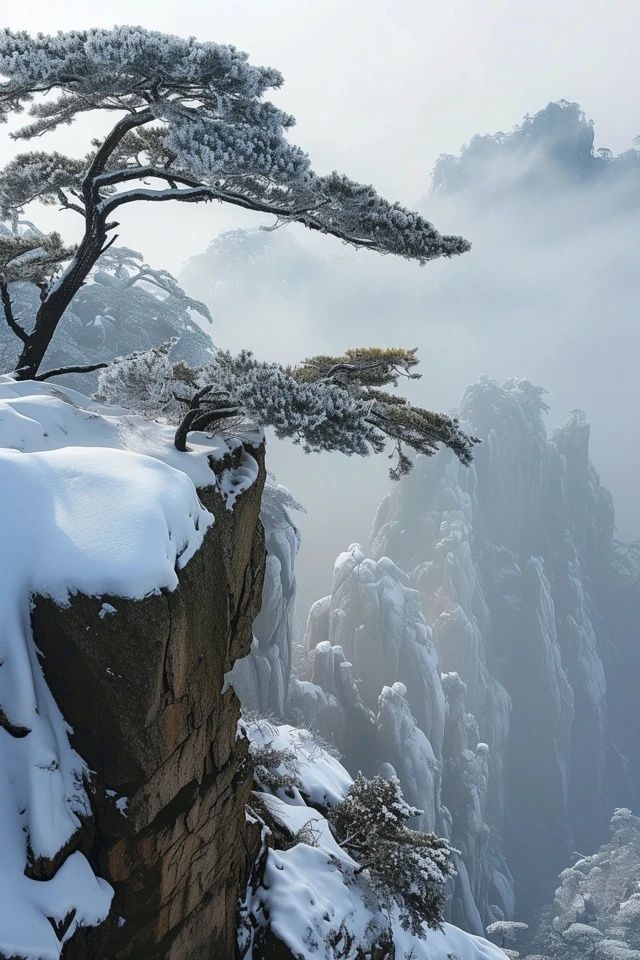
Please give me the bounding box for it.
[227,479,302,719]
[18,443,266,958]
[293,546,508,934]
[0,380,265,960]
[368,378,636,917]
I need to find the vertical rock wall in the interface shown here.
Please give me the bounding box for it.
[29,454,266,959]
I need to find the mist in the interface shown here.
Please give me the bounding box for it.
[2,2,638,618]
[177,101,640,616]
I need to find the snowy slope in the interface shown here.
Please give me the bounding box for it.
[0,378,259,959]
[242,723,507,960]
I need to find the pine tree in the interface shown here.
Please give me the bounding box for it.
[0,27,468,378]
[328,772,454,934]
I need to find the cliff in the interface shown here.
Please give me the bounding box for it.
[0,379,266,960]
[285,378,640,929]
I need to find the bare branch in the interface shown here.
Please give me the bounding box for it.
[99,234,119,256]
[56,189,85,216]
[0,282,29,343]
[33,361,110,381]
[100,183,380,252]
[101,185,216,212]
[82,108,154,200]
[94,165,201,190]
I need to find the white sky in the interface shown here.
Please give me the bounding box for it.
[2,0,638,268]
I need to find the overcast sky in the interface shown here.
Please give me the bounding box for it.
[2,0,639,268]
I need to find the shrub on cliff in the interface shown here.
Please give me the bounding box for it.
[327,772,454,935]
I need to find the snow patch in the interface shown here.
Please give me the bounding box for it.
[98,603,117,618]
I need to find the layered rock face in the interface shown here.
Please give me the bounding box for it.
[292,378,639,928]
[28,455,266,959]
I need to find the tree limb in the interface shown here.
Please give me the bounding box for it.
[100,183,379,251]
[174,398,240,451]
[101,185,218,212]
[82,108,154,199]
[0,282,29,343]
[33,361,110,381]
[56,188,85,216]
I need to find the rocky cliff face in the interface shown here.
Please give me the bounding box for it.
[288,378,640,930]
[292,546,509,934]
[32,462,266,959]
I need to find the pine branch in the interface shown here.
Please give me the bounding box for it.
[56,188,85,216]
[83,108,154,198]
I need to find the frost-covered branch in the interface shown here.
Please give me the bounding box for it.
[95,343,479,476]
[33,361,110,382]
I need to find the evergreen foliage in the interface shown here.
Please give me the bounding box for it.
[0,223,213,378]
[250,743,303,796]
[96,342,479,475]
[328,772,454,935]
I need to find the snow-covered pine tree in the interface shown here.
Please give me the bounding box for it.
[523,809,640,960]
[485,921,530,955]
[327,772,454,934]
[96,343,479,474]
[0,26,469,379]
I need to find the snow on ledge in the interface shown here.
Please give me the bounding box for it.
[0,378,261,959]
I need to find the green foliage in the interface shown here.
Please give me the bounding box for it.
[294,345,479,476]
[293,346,421,387]
[97,342,479,475]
